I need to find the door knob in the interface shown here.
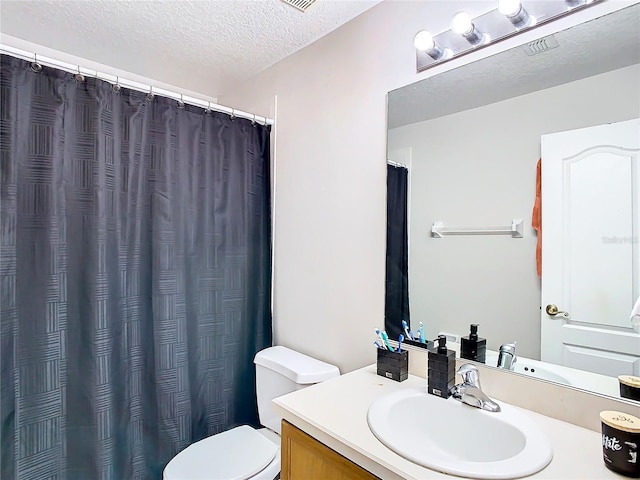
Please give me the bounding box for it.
[545,304,570,318]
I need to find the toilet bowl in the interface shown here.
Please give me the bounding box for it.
[163,346,340,480]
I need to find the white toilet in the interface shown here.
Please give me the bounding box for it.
[163,346,340,480]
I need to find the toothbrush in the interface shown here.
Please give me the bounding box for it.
[402,320,415,341]
[419,322,426,344]
[374,340,384,349]
[380,330,394,352]
[374,328,388,350]
[397,334,404,352]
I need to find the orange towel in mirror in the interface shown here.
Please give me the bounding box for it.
[532,159,542,278]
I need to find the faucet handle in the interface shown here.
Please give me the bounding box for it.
[457,363,481,389]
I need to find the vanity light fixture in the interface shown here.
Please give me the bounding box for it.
[413,31,449,60]
[451,11,487,45]
[414,0,601,73]
[498,0,534,29]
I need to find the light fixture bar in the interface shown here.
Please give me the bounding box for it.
[415,0,602,73]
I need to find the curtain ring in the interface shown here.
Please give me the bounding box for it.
[204,101,212,115]
[74,65,85,82]
[177,93,185,109]
[30,53,42,73]
[230,108,235,120]
[112,76,121,93]
[251,114,256,126]
[147,86,155,101]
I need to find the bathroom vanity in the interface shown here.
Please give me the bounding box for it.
[281,420,377,480]
[274,364,636,480]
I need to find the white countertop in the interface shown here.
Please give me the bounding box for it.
[273,365,627,480]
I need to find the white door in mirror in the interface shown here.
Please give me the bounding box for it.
[367,387,552,479]
[541,118,640,376]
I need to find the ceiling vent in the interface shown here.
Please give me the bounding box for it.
[524,35,560,56]
[280,0,316,12]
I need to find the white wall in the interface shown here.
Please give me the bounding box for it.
[389,64,640,360]
[220,0,636,373]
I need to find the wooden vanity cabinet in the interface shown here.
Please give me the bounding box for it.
[281,420,379,480]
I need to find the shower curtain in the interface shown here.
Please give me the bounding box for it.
[384,164,410,340]
[0,55,272,480]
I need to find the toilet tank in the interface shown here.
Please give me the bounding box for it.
[254,346,340,434]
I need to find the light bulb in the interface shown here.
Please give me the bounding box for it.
[498,0,522,17]
[451,11,486,45]
[413,30,448,60]
[451,11,473,35]
[499,0,533,28]
[413,31,435,52]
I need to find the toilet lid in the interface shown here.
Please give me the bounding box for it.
[164,425,278,480]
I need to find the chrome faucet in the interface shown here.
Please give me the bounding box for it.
[497,342,517,371]
[450,364,501,412]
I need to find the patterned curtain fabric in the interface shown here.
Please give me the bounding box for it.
[384,164,410,340]
[0,55,272,480]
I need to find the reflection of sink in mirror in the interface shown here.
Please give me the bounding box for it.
[514,363,571,385]
[367,387,553,479]
[481,350,620,397]
[485,351,571,385]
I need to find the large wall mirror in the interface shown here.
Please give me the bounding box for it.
[385,4,640,401]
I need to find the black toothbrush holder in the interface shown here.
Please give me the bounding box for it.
[376,348,408,382]
[404,337,434,350]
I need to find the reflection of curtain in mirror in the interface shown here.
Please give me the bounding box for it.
[385,164,410,339]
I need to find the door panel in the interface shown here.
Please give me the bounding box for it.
[566,148,634,327]
[541,119,640,376]
[563,344,640,377]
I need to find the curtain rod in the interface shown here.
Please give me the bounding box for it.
[0,44,274,126]
[387,160,408,169]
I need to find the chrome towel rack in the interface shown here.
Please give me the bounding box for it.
[431,219,523,238]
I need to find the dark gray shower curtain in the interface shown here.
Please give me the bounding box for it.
[0,55,272,480]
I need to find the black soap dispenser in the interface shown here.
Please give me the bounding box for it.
[460,324,486,364]
[427,335,455,398]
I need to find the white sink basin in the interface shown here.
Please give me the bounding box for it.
[367,388,553,479]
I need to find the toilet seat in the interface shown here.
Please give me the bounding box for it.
[163,425,280,480]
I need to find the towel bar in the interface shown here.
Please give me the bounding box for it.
[431,219,523,238]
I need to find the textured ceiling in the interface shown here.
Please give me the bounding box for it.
[0,0,382,97]
[388,3,640,129]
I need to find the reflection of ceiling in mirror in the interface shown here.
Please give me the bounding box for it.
[388,5,640,129]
